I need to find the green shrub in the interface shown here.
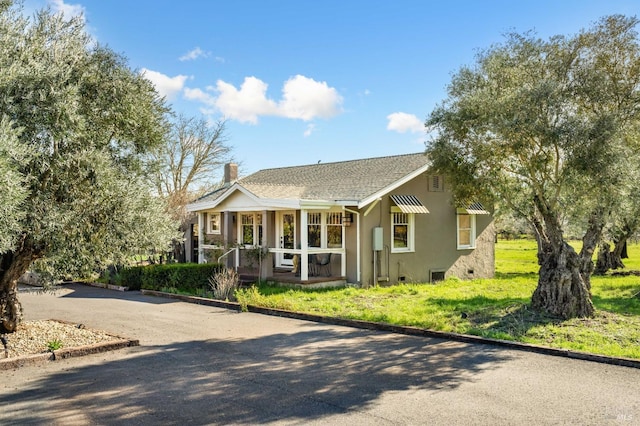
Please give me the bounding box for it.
[137,263,224,293]
[118,266,144,290]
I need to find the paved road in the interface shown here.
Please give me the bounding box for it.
[1,284,638,425]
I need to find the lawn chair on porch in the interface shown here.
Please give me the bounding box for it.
[294,254,320,277]
[314,253,332,277]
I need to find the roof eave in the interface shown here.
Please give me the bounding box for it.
[186,183,256,212]
[358,162,431,209]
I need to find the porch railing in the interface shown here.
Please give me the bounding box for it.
[217,247,239,269]
[269,247,346,280]
[200,245,346,280]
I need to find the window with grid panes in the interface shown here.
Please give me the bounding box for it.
[456,214,476,249]
[391,211,413,252]
[307,212,321,247]
[241,214,254,245]
[326,212,342,248]
[208,212,221,234]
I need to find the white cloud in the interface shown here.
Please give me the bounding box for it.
[184,87,214,104]
[141,68,188,101]
[386,112,424,134]
[278,75,343,121]
[179,47,211,62]
[303,123,316,137]
[184,75,343,125]
[49,0,85,20]
[214,77,278,124]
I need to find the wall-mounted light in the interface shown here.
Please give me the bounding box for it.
[342,212,353,227]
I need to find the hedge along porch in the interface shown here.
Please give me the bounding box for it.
[186,154,495,287]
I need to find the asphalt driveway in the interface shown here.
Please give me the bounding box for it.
[1,283,638,425]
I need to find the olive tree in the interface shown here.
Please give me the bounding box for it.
[0,2,178,333]
[593,135,640,273]
[0,118,27,254]
[426,15,640,318]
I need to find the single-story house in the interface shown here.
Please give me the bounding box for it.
[186,153,495,286]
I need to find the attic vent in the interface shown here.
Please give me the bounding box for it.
[428,175,444,192]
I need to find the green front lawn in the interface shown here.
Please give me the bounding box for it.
[235,239,640,359]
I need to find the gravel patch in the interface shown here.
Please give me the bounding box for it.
[1,320,121,358]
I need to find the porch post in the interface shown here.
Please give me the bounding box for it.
[346,207,360,283]
[342,209,347,277]
[260,209,272,280]
[300,208,308,280]
[224,211,233,268]
[197,212,205,264]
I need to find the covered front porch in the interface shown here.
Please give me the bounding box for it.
[198,245,348,287]
[194,206,356,285]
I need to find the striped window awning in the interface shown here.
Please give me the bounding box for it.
[457,201,490,215]
[390,195,429,214]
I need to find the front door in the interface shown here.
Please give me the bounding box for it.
[277,211,296,267]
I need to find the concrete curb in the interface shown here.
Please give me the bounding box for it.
[82,282,129,292]
[0,353,54,370]
[0,334,140,371]
[140,289,640,370]
[52,339,140,360]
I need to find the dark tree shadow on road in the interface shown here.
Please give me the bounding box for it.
[0,325,513,425]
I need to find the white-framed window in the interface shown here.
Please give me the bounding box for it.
[306,211,344,249]
[391,208,414,253]
[208,212,221,234]
[239,213,263,246]
[326,212,343,248]
[457,214,476,249]
[308,212,322,248]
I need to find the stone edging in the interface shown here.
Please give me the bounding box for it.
[0,337,140,371]
[140,289,640,370]
[82,282,129,292]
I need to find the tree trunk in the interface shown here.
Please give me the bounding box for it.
[0,244,38,334]
[530,198,596,319]
[579,207,607,291]
[594,242,613,275]
[532,241,595,318]
[594,229,631,275]
[611,237,628,270]
[172,239,185,263]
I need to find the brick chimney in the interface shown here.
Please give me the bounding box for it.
[224,163,238,184]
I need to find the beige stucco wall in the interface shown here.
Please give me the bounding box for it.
[357,174,495,286]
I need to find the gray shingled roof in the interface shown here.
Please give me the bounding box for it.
[199,153,430,204]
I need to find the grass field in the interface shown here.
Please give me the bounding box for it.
[235,239,640,359]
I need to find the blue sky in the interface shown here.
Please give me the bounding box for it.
[24,0,640,176]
